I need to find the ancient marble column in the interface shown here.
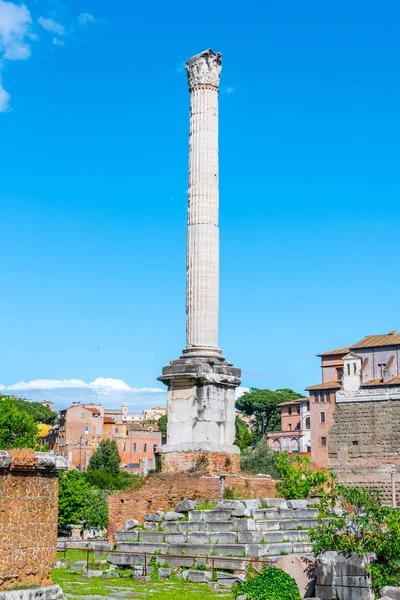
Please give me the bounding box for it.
[158,50,241,474]
[185,50,221,355]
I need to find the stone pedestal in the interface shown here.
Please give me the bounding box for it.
[158,49,241,472]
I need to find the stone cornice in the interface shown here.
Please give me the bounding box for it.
[0,449,68,472]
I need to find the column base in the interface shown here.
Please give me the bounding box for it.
[161,447,241,473]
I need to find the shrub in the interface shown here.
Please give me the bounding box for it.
[310,477,400,595]
[83,469,143,492]
[234,566,301,600]
[240,439,279,477]
[275,453,329,499]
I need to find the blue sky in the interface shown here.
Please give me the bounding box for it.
[1,0,400,410]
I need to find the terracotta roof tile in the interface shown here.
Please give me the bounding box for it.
[85,407,101,414]
[103,416,115,424]
[305,381,341,391]
[317,347,350,357]
[361,378,383,387]
[351,333,400,348]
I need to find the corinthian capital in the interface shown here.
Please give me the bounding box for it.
[186,49,222,90]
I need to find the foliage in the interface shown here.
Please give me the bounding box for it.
[12,397,57,424]
[275,453,329,499]
[58,470,92,526]
[310,477,400,595]
[240,439,279,477]
[82,488,109,529]
[235,388,303,441]
[158,414,167,437]
[234,416,252,451]
[88,439,121,475]
[234,566,301,600]
[0,396,40,449]
[83,469,144,492]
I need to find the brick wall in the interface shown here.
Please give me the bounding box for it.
[0,450,67,591]
[329,400,400,503]
[108,471,277,544]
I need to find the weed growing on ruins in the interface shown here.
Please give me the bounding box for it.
[233,566,301,600]
[310,477,400,595]
[195,501,217,510]
[223,487,242,500]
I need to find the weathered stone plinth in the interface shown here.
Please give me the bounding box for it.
[162,450,240,473]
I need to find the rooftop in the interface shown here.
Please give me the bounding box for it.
[351,332,400,349]
[305,381,342,391]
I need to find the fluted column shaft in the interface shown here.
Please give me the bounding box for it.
[186,84,220,351]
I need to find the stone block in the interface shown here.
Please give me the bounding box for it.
[164,511,186,521]
[124,519,139,530]
[293,508,319,519]
[144,513,163,522]
[241,499,261,510]
[132,565,145,578]
[216,572,245,587]
[252,508,279,520]
[183,570,212,583]
[217,500,246,516]
[156,555,199,568]
[164,533,186,543]
[261,498,288,509]
[116,541,168,554]
[175,499,197,512]
[209,532,237,544]
[277,508,296,519]
[115,531,139,542]
[287,500,308,509]
[187,532,210,544]
[82,570,103,578]
[189,509,232,522]
[53,561,67,569]
[158,568,172,580]
[0,586,64,600]
[178,521,206,533]
[233,518,256,531]
[293,542,313,553]
[210,544,246,557]
[70,561,87,570]
[210,557,249,571]
[254,520,280,532]
[315,551,338,600]
[108,552,146,566]
[206,521,235,533]
[143,521,159,530]
[168,543,212,556]
[381,588,400,600]
[276,554,316,599]
[237,531,262,544]
[139,532,164,543]
[161,521,179,532]
[246,542,293,557]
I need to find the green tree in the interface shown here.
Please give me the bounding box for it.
[158,414,167,437]
[83,469,144,492]
[83,488,109,529]
[275,453,329,499]
[0,396,40,449]
[88,439,121,475]
[234,416,252,451]
[58,469,92,526]
[13,398,57,424]
[240,439,280,477]
[235,388,304,441]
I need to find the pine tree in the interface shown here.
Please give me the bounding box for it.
[88,439,121,475]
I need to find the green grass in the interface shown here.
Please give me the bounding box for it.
[194,501,218,510]
[52,569,233,599]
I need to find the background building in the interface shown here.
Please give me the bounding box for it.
[266,398,310,453]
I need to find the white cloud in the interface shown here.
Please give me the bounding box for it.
[226,87,235,94]
[52,36,64,46]
[131,387,165,393]
[0,1,32,61]
[0,383,5,390]
[90,377,131,391]
[236,386,250,399]
[78,13,94,25]
[8,378,89,390]
[4,377,165,394]
[38,16,65,36]
[0,78,10,111]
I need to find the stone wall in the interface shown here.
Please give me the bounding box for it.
[0,450,67,591]
[162,451,240,473]
[108,471,277,544]
[329,400,400,503]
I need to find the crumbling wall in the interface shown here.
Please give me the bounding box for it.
[0,450,67,590]
[329,400,400,503]
[108,471,277,544]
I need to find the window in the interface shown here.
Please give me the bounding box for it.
[337,368,343,381]
[273,439,281,452]
[81,413,85,418]
[347,364,351,375]
[306,402,310,411]
[297,406,300,414]
[143,444,147,452]
[153,444,158,453]
[132,443,136,452]
[320,436,327,448]
[288,424,292,431]
[123,443,126,451]
[353,363,357,374]
[115,416,119,423]
[326,392,331,403]
[320,393,325,403]
[378,363,386,378]
[291,438,299,453]
[288,407,292,415]
[115,427,120,434]
[84,426,89,434]
[305,417,310,430]
[320,412,326,424]
[314,393,319,403]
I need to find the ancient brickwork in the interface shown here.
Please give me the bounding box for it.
[108,472,277,544]
[329,400,400,503]
[0,450,67,591]
[162,451,240,473]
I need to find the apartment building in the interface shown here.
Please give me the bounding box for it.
[266,398,311,453]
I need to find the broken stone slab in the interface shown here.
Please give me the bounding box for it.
[108,553,148,566]
[251,508,279,520]
[124,519,139,530]
[53,561,67,569]
[0,585,64,600]
[161,521,179,532]
[158,567,172,580]
[237,531,262,544]
[156,555,200,569]
[144,513,163,522]
[241,499,261,510]
[175,499,197,512]
[217,500,246,516]
[164,511,186,521]
[116,531,139,542]
[287,500,308,510]
[261,498,288,509]
[254,520,281,532]
[132,565,145,578]
[183,569,212,583]
[70,561,87,570]
[216,572,245,587]
[177,521,207,533]
[82,570,103,578]
[381,588,400,600]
